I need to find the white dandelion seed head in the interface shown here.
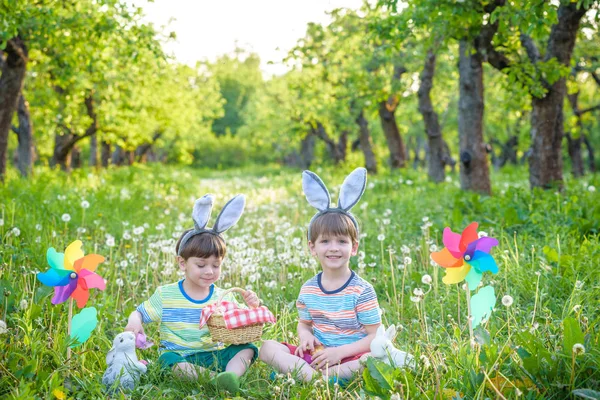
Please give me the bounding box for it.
[81,200,90,209]
[502,295,514,307]
[61,213,71,222]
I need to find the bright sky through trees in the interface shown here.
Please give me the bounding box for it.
[138,0,364,76]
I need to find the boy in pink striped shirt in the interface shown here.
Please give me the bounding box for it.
[259,168,381,382]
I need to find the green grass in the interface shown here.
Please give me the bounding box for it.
[1,164,599,399]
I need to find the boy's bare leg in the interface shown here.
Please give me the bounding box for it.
[225,348,255,377]
[259,340,318,382]
[172,362,214,379]
[325,359,362,379]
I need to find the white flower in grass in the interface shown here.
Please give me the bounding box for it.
[119,260,128,268]
[35,237,41,243]
[19,299,28,310]
[115,278,124,287]
[133,226,144,235]
[35,224,42,231]
[573,343,585,356]
[0,219,4,226]
[11,227,20,237]
[413,288,424,297]
[404,256,412,265]
[478,231,488,238]
[421,274,432,285]
[81,200,90,209]
[588,185,596,192]
[61,213,71,222]
[575,280,584,289]
[77,227,86,234]
[144,205,150,211]
[122,232,131,240]
[377,234,385,241]
[0,320,7,334]
[106,235,115,247]
[502,295,514,307]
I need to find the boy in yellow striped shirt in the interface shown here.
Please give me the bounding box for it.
[125,194,259,393]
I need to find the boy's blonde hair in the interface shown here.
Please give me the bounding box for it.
[309,212,358,244]
[176,230,226,259]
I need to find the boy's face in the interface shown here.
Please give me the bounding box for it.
[177,255,223,289]
[308,234,358,271]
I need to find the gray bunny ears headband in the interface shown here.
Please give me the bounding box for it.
[302,167,367,239]
[177,194,245,256]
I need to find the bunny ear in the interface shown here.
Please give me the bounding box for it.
[302,170,331,212]
[213,195,246,234]
[192,194,214,230]
[338,167,367,211]
[376,325,386,336]
[385,324,397,340]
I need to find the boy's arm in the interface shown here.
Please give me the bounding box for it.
[125,310,145,335]
[296,320,320,358]
[310,323,379,370]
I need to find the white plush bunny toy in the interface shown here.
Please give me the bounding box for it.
[370,324,416,369]
[102,331,147,391]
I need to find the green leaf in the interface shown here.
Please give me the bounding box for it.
[563,317,585,356]
[572,389,600,400]
[365,357,394,391]
[543,246,559,263]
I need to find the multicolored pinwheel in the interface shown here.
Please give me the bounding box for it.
[431,222,499,290]
[37,240,106,308]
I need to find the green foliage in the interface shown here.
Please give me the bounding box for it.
[0,165,599,398]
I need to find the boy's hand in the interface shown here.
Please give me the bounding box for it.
[295,333,321,358]
[310,347,344,370]
[242,290,261,308]
[125,311,144,335]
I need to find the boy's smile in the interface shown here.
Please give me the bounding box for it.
[309,234,358,270]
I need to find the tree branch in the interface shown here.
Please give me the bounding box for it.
[520,34,540,63]
[11,125,19,134]
[578,104,600,116]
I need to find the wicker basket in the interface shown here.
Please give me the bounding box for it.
[207,287,264,345]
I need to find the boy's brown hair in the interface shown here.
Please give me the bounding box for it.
[309,212,359,244]
[176,229,227,259]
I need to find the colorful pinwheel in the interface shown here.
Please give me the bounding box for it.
[37,240,106,308]
[431,222,499,290]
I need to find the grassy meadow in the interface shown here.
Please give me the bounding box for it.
[0,164,599,399]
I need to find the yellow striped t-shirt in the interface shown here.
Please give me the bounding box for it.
[137,280,237,356]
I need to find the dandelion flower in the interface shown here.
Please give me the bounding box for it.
[502,295,514,307]
[421,274,432,285]
[11,227,20,237]
[61,213,71,222]
[35,224,42,231]
[81,200,90,209]
[0,320,7,334]
[115,278,124,287]
[588,185,596,192]
[0,218,4,226]
[573,343,585,356]
[19,299,28,310]
[377,234,385,241]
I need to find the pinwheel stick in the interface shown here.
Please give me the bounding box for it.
[67,298,73,362]
[465,285,474,348]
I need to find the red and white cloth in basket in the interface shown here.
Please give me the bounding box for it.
[199,301,276,329]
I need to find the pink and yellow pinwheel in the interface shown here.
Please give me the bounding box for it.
[37,240,106,308]
[431,222,499,289]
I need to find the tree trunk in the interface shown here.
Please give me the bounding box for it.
[378,65,408,169]
[0,38,28,182]
[52,93,98,171]
[70,145,81,169]
[112,144,123,166]
[300,130,316,169]
[356,110,378,173]
[136,131,163,163]
[583,135,596,173]
[528,3,587,189]
[458,39,491,195]
[101,141,110,167]
[90,133,98,167]
[566,92,585,177]
[418,49,445,183]
[313,122,347,164]
[14,93,34,177]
